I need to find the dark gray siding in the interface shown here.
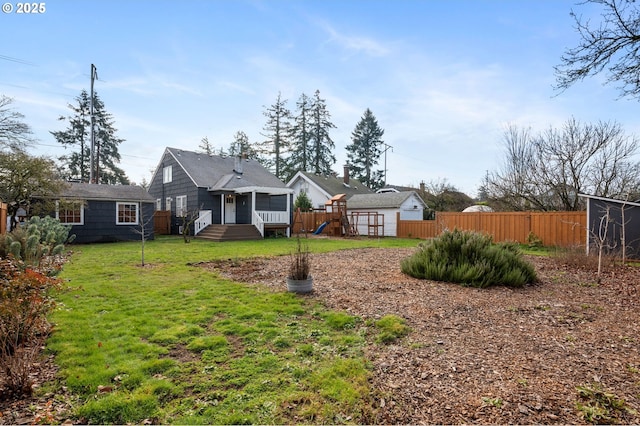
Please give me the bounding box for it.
[236,194,251,224]
[149,153,221,234]
[70,201,155,244]
[588,198,640,259]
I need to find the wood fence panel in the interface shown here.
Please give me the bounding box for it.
[530,212,586,247]
[294,211,328,234]
[397,218,437,239]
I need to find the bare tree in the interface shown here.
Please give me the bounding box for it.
[555,0,640,99]
[0,95,34,151]
[488,118,640,211]
[131,202,154,266]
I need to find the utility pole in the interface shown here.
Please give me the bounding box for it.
[382,142,393,187]
[89,64,98,183]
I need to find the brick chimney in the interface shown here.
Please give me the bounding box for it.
[343,164,350,186]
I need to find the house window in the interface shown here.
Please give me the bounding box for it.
[116,202,139,225]
[176,195,187,217]
[163,165,173,183]
[56,200,84,225]
[156,198,161,210]
[166,197,172,213]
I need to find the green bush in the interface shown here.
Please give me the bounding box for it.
[401,229,538,288]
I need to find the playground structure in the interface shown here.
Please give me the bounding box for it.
[293,193,384,237]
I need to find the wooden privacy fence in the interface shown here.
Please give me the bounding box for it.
[397,211,587,247]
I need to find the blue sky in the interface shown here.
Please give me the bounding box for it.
[2,0,639,196]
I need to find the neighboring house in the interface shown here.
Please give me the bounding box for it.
[54,182,155,244]
[147,147,292,240]
[347,191,427,237]
[286,165,373,209]
[580,194,640,259]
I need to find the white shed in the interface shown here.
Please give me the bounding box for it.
[347,191,426,237]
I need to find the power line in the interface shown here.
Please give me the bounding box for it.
[0,54,36,66]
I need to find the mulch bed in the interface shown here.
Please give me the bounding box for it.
[200,247,640,424]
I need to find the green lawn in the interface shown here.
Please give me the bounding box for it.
[47,236,418,424]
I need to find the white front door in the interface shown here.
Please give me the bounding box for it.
[224,195,236,224]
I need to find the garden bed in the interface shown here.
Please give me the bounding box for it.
[204,247,640,424]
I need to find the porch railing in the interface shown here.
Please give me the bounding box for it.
[252,211,265,237]
[256,210,288,224]
[195,210,212,235]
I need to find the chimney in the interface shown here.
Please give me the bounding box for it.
[420,180,425,194]
[234,154,243,174]
[343,164,350,186]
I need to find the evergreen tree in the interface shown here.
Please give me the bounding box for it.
[259,92,291,181]
[346,108,385,190]
[288,92,313,179]
[198,136,214,155]
[228,131,261,161]
[309,90,336,175]
[51,90,129,184]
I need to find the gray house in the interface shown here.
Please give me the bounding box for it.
[580,194,640,259]
[148,147,292,240]
[286,166,373,209]
[54,182,155,244]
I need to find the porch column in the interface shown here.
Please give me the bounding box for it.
[286,191,291,237]
[220,194,225,225]
[251,191,257,224]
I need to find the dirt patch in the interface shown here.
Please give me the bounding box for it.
[201,247,640,424]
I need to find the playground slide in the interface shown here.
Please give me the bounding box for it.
[312,221,330,235]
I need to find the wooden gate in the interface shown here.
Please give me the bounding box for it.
[153,210,171,235]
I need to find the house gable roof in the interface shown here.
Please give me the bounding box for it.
[287,171,373,198]
[59,182,155,202]
[348,191,426,209]
[164,147,286,190]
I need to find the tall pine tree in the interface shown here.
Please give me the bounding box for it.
[310,90,336,175]
[346,108,386,190]
[51,90,129,184]
[288,92,313,179]
[259,92,291,181]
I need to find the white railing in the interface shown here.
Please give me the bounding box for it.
[194,210,212,235]
[252,211,265,237]
[256,210,289,224]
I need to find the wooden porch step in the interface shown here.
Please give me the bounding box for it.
[196,224,262,241]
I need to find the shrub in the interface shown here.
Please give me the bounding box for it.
[0,259,62,396]
[401,229,538,288]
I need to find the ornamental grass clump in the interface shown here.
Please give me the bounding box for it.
[401,228,538,288]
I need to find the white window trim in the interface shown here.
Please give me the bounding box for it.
[156,198,161,210]
[163,165,173,183]
[166,197,172,213]
[176,195,187,217]
[116,202,139,225]
[55,200,84,225]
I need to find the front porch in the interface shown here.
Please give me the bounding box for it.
[194,210,290,241]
